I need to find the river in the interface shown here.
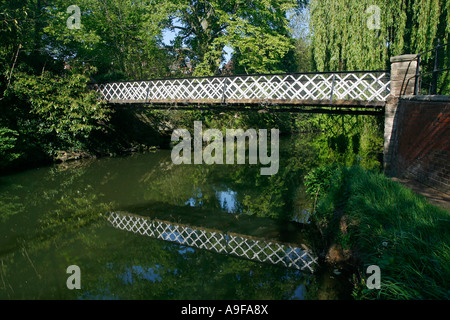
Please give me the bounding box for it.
[0,133,363,299]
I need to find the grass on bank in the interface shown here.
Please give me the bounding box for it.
[305,165,450,300]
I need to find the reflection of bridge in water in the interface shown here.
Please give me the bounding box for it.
[108,211,318,273]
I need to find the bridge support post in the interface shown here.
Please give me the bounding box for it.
[384,54,419,175]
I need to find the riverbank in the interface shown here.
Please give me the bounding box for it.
[0,107,168,176]
[306,165,449,300]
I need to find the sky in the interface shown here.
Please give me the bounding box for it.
[161,26,233,67]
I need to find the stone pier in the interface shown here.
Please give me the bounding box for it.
[384,54,418,175]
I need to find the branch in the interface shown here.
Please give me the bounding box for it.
[213,24,229,37]
[7,44,21,88]
[175,47,194,53]
[168,25,189,32]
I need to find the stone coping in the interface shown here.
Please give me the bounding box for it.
[400,95,450,102]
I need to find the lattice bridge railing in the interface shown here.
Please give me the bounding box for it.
[91,71,390,106]
[107,211,318,273]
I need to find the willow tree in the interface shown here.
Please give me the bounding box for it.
[309,0,450,71]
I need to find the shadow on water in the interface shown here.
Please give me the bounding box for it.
[118,201,310,245]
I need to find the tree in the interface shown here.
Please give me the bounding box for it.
[309,0,449,71]
[43,0,174,81]
[165,0,304,76]
[289,5,312,72]
[10,66,110,151]
[0,1,113,170]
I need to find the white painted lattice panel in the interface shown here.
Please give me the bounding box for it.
[92,72,390,104]
[107,212,318,272]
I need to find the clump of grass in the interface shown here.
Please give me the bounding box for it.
[311,165,450,300]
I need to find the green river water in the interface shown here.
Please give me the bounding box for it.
[0,134,356,300]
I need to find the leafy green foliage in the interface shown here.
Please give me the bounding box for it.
[165,0,301,76]
[304,164,340,199]
[306,114,384,171]
[0,127,20,166]
[43,0,174,81]
[309,0,449,71]
[10,69,110,149]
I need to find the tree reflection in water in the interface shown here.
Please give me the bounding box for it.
[0,123,380,299]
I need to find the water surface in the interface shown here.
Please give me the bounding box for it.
[0,134,352,299]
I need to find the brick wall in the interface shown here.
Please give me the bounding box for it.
[392,96,450,193]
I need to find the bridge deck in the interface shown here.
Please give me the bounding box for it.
[108,98,386,107]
